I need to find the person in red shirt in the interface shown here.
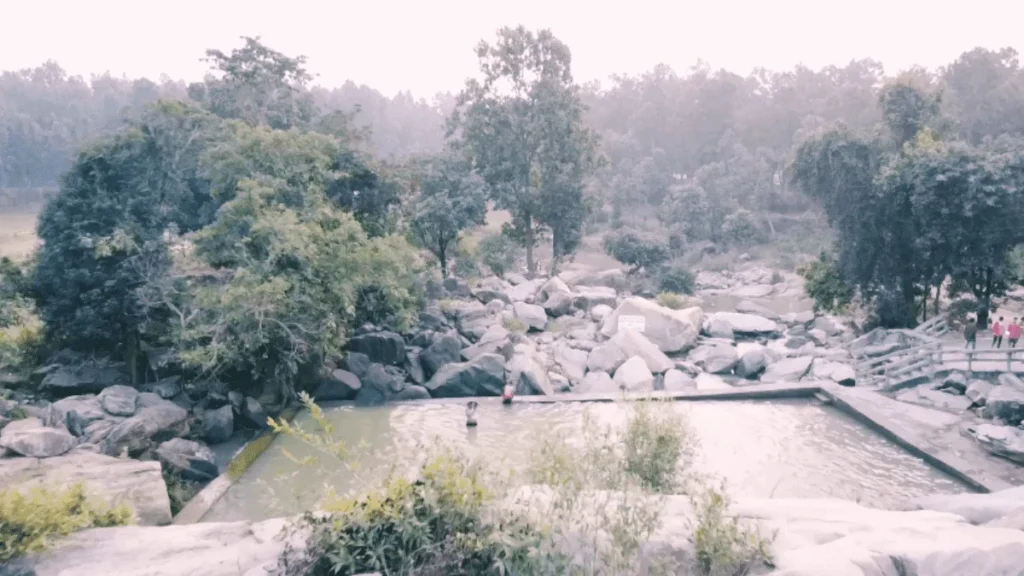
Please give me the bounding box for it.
[992,316,1005,348]
[1009,318,1022,348]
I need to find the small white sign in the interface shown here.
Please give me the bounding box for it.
[618,314,647,333]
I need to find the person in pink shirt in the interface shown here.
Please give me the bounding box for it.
[992,316,1005,348]
[1009,318,1022,348]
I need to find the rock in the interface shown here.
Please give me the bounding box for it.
[910,485,1024,524]
[898,388,973,412]
[982,384,1024,425]
[830,364,856,386]
[578,371,617,394]
[473,288,510,305]
[404,348,426,385]
[39,362,126,396]
[543,291,575,317]
[202,404,234,445]
[553,343,588,384]
[347,331,406,366]
[0,418,76,458]
[549,373,572,392]
[51,395,106,436]
[103,400,189,457]
[706,315,735,340]
[442,276,473,297]
[590,304,613,322]
[505,278,545,303]
[98,385,139,417]
[785,336,809,349]
[663,369,696,391]
[461,325,511,361]
[392,385,431,401]
[586,340,629,374]
[507,353,553,395]
[936,372,969,394]
[420,333,464,379]
[0,451,172,526]
[354,364,407,406]
[701,345,738,375]
[599,297,702,353]
[418,310,447,332]
[156,438,219,482]
[539,276,572,301]
[761,356,813,383]
[241,397,268,429]
[609,328,674,374]
[730,284,774,298]
[966,379,994,405]
[568,268,626,290]
[613,356,654,391]
[424,353,506,398]
[971,424,1024,464]
[572,287,618,311]
[513,302,548,331]
[506,272,528,285]
[735,348,768,379]
[998,372,1024,391]
[813,316,843,335]
[705,312,778,336]
[313,369,362,402]
[806,328,828,346]
[791,310,815,325]
[148,376,183,400]
[734,300,779,320]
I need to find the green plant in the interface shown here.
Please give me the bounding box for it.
[623,400,690,493]
[477,233,521,277]
[602,229,670,274]
[162,470,201,517]
[657,261,696,295]
[656,292,688,310]
[798,251,853,313]
[691,483,774,576]
[502,316,529,334]
[721,209,762,247]
[452,256,481,279]
[7,406,28,420]
[770,270,784,285]
[0,483,133,562]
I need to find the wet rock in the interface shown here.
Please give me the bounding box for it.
[761,356,813,383]
[543,291,575,317]
[104,399,190,457]
[735,348,768,379]
[613,356,654,391]
[393,385,431,401]
[663,369,696,391]
[513,302,548,331]
[590,304,613,322]
[966,380,994,405]
[600,297,702,353]
[421,333,464,378]
[202,404,234,445]
[0,451,171,526]
[354,364,407,406]
[735,300,779,320]
[347,331,406,366]
[0,417,76,458]
[507,353,553,395]
[156,438,219,482]
[935,372,968,394]
[314,369,362,401]
[982,385,1024,425]
[706,312,778,336]
[424,353,506,398]
[99,385,140,417]
[971,424,1024,465]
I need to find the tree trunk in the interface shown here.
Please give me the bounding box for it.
[525,214,535,278]
[981,267,994,329]
[439,246,448,278]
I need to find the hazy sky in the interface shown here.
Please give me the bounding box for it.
[3,0,1023,98]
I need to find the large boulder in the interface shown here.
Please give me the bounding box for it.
[542,291,575,317]
[971,424,1024,464]
[586,340,629,374]
[0,451,172,525]
[354,364,407,406]
[572,287,618,312]
[662,369,696,391]
[420,333,464,378]
[909,485,1024,524]
[705,312,779,336]
[424,353,506,398]
[607,328,674,374]
[155,438,219,482]
[347,331,406,366]
[506,352,553,396]
[513,302,548,331]
[98,385,139,417]
[829,364,856,386]
[51,395,107,436]
[613,356,654,391]
[599,297,701,353]
[103,398,189,457]
[504,278,545,303]
[461,324,511,360]
[760,356,813,383]
[734,300,779,321]
[699,345,738,375]
[0,417,76,458]
[38,362,126,396]
[313,369,362,401]
[577,370,618,394]
[734,348,768,379]
[553,342,588,384]
[538,276,572,301]
[966,379,994,405]
[982,384,1024,425]
[201,404,234,445]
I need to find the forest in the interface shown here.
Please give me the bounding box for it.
[3,31,1024,399]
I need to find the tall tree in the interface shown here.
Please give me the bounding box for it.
[449,26,600,276]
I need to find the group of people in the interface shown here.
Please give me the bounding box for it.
[963,316,1023,348]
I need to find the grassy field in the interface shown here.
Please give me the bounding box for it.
[0,209,40,261]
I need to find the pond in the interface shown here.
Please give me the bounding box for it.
[201,398,967,523]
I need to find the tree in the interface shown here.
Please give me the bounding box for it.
[449,26,600,276]
[409,150,487,276]
[602,229,669,274]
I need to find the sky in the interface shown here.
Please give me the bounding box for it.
[2,0,1023,99]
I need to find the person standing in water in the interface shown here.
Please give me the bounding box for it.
[964,317,978,349]
[1009,318,1022,348]
[992,316,1005,348]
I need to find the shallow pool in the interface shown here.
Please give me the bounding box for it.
[201,399,966,522]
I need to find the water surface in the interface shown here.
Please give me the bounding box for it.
[202,399,965,522]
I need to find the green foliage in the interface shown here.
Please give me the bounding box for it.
[770,270,785,284]
[0,483,133,562]
[798,252,853,313]
[162,470,201,517]
[721,209,761,246]
[501,316,529,334]
[657,261,696,295]
[656,292,688,310]
[691,483,774,576]
[602,229,669,273]
[408,151,487,276]
[622,400,689,493]
[477,233,521,278]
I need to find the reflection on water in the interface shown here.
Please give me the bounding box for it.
[201,399,965,523]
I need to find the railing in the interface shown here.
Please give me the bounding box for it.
[915,314,949,338]
[935,347,1024,372]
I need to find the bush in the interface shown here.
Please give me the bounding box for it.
[0,483,133,562]
[623,400,690,493]
[770,270,785,285]
[452,256,481,279]
[477,233,520,277]
[502,316,529,334]
[656,292,688,310]
[657,261,696,295]
[798,251,853,313]
[602,229,670,273]
[691,482,774,576]
[721,209,761,247]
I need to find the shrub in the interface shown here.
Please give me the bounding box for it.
[0,483,133,562]
[477,233,520,277]
[691,483,774,576]
[657,261,696,295]
[721,209,761,247]
[656,292,688,310]
[623,400,690,493]
[502,316,529,334]
[452,255,481,279]
[798,251,853,313]
[602,229,670,274]
[163,470,201,517]
[770,270,785,285]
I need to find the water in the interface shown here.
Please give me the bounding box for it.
[201,399,966,523]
